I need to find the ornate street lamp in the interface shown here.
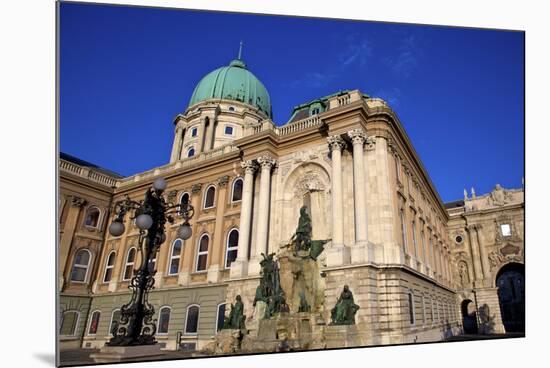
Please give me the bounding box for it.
[106,177,194,346]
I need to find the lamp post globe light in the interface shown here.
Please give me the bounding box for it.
[106,178,194,346]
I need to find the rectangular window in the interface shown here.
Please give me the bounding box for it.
[501,223,511,237]
[408,293,415,325]
[224,125,234,135]
[191,127,198,137]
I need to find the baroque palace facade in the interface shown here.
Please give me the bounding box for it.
[58,56,524,351]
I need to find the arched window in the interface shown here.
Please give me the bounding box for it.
[87,310,101,335]
[420,228,426,265]
[109,309,121,335]
[180,192,190,206]
[421,295,426,325]
[408,291,415,325]
[184,305,200,334]
[158,306,171,334]
[231,178,243,202]
[411,219,418,257]
[216,303,226,332]
[70,249,91,282]
[123,247,136,281]
[203,186,216,209]
[400,209,407,253]
[168,239,183,275]
[187,147,195,158]
[84,206,101,228]
[60,311,79,336]
[225,229,239,268]
[196,234,209,272]
[103,251,116,283]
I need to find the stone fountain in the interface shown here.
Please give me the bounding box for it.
[203,206,360,355]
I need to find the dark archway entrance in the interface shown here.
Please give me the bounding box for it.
[461,299,478,334]
[496,262,525,333]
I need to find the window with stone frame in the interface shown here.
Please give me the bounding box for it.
[400,209,408,254]
[157,307,171,334]
[231,178,243,202]
[196,234,209,272]
[87,310,100,335]
[500,223,512,237]
[84,206,101,228]
[190,127,198,137]
[109,309,121,335]
[185,305,200,334]
[204,186,216,209]
[224,125,234,136]
[168,239,183,275]
[187,147,195,158]
[123,247,136,281]
[408,291,415,325]
[225,229,239,268]
[103,251,116,283]
[70,249,91,282]
[60,311,79,336]
[216,303,226,332]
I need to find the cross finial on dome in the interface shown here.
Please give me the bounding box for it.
[238,40,243,60]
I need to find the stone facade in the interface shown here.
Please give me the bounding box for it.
[59,81,523,355]
[447,185,524,334]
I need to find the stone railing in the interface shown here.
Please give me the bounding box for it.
[59,159,119,188]
[59,159,83,176]
[118,143,240,187]
[277,115,321,136]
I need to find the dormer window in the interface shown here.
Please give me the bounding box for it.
[224,125,234,136]
[311,108,320,115]
[228,106,235,112]
[191,127,198,137]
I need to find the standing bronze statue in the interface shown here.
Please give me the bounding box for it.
[223,295,246,330]
[294,206,313,251]
[330,285,360,325]
[254,253,289,319]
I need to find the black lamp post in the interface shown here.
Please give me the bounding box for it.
[106,177,194,346]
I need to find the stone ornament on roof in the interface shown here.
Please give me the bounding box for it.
[487,184,513,207]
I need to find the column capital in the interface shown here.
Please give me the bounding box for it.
[327,135,346,151]
[241,160,259,175]
[191,183,203,195]
[217,175,230,187]
[347,128,367,145]
[257,155,277,170]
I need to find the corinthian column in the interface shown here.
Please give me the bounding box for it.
[348,129,369,263]
[326,135,350,266]
[230,160,258,278]
[249,155,276,275]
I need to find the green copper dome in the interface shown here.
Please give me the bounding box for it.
[188,59,272,118]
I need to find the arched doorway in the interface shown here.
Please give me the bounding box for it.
[461,299,478,334]
[496,262,525,333]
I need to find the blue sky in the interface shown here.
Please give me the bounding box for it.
[59,2,524,202]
